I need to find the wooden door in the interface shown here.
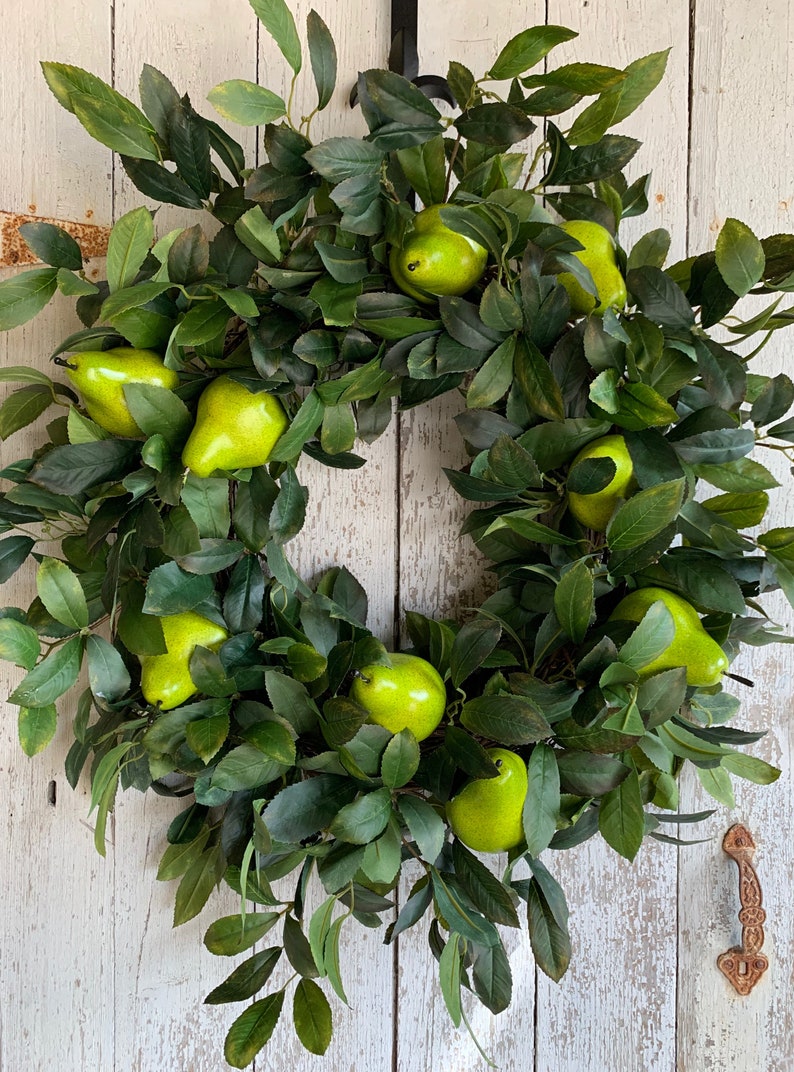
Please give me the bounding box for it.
[0,1,791,1068]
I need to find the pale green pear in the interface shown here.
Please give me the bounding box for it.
[140,611,229,710]
[389,204,487,304]
[64,347,179,437]
[610,586,728,687]
[558,220,627,315]
[181,375,289,478]
[350,652,447,741]
[568,434,637,532]
[446,748,528,853]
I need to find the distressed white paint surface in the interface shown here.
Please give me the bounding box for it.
[1,1,793,1070]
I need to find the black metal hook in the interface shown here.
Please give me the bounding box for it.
[349,0,455,108]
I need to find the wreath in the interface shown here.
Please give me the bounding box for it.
[1,1,793,1065]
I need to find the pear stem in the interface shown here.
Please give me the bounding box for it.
[53,356,77,369]
[352,669,371,685]
[725,671,754,688]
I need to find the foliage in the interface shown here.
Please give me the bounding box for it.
[1,0,793,1063]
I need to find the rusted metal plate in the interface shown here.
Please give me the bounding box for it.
[0,209,110,267]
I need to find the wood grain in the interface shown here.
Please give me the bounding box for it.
[680,1,794,1068]
[0,3,115,1071]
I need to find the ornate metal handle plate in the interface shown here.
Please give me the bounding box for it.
[717,823,769,995]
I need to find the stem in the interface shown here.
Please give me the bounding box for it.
[443,133,463,203]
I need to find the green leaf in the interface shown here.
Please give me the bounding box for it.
[716,218,765,297]
[18,704,58,757]
[18,222,83,269]
[451,841,520,927]
[438,933,463,1028]
[204,948,282,1005]
[398,795,446,863]
[9,635,83,707]
[142,561,214,615]
[181,474,231,539]
[232,206,282,265]
[224,991,285,1068]
[263,775,357,843]
[0,535,35,583]
[395,136,446,207]
[721,752,781,785]
[122,155,204,209]
[86,634,131,702]
[157,828,211,880]
[488,25,578,80]
[307,10,337,111]
[0,386,53,440]
[36,557,89,630]
[56,269,98,296]
[106,207,153,293]
[430,869,499,947]
[323,915,349,1004]
[173,844,224,925]
[204,912,280,956]
[0,618,40,670]
[269,390,324,463]
[696,765,736,808]
[250,0,302,73]
[175,300,230,346]
[598,765,645,861]
[293,978,332,1056]
[71,88,159,159]
[185,711,230,764]
[303,138,384,182]
[266,670,320,734]
[523,743,560,857]
[380,729,420,789]
[471,938,513,1015]
[526,866,571,981]
[554,560,594,645]
[0,268,58,330]
[607,478,685,551]
[212,744,283,792]
[364,68,442,125]
[618,601,675,671]
[450,618,502,688]
[461,694,552,746]
[177,539,245,575]
[31,437,141,495]
[329,787,392,845]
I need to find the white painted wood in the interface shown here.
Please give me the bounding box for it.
[0,4,117,1071]
[680,2,794,1068]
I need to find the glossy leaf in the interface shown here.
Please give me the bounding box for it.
[224,991,285,1069]
[523,742,560,857]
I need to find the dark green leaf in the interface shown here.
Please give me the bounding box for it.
[224,991,285,1068]
[399,795,446,863]
[0,268,58,330]
[716,218,765,297]
[554,560,594,644]
[451,840,520,927]
[293,978,332,1055]
[450,618,502,687]
[380,729,420,789]
[526,870,571,981]
[430,869,499,947]
[523,742,560,857]
[556,750,629,796]
[461,694,552,746]
[9,635,83,707]
[0,618,40,670]
[204,948,282,1005]
[204,911,280,956]
[606,478,685,551]
[173,844,224,925]
[142,561,214,615]
[329,787,392,844]
[121,156,204,209]
[31,440,140,495]
[598,766,645,861]
[488,26,578,80]
[18,222,83,269]
[263,775,357,843]
[0,535,35,583]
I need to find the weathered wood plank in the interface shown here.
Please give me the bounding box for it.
[0,3,116,1070]
[680,1,794,1068]
[531,6,690,1069]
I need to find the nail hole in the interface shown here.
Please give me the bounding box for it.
[47,780,57,807]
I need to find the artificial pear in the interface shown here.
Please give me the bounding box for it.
[389,204,488,304]
[140,610,229,711]
[558,219,627,315]
[350,652,446,741]
[567,434,637,532]
[446,747,528,853]
[610,586,729,687]
[181,375,289,478]
[64,347,179,437]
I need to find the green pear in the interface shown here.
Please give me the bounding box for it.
[140,610,229,711]
[64,347,179,437]
[446,747,528,853]
[610,586,729,687]
[568,434,637,532]
[558,220,627,315]
[181,375,289,478]
[349,652,446,741]
[389,204,487,304]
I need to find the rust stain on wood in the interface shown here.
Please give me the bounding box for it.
[0,210,110,267]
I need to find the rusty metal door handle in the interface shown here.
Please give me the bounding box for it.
[717,823,769,995]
